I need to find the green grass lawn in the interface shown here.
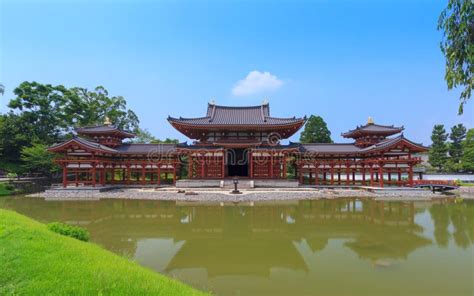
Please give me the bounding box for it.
[0,209,208,295]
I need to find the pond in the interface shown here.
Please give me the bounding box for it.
[1,196,473,296]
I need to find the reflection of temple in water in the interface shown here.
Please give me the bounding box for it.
[2,198,435,270]
[3,197,473,295]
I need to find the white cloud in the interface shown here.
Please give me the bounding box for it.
[232,70,283,96]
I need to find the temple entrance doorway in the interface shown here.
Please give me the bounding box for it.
[226,148,249,177]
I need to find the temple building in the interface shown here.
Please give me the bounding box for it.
[48,102,427,188]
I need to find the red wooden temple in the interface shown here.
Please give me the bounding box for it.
[48,102,427,188]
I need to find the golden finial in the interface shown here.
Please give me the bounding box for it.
[104,116,112,126]
[367,116,374,125]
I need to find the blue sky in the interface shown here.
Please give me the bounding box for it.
[0,0,472,145]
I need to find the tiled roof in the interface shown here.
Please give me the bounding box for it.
[75,125,136,138]
[299,135,427,154]
[168,103,306,126]
[342,123,403,138]
[299,143,362,154]
[360,135,427,152]
[115,144,177,154]
[48,136,118,153]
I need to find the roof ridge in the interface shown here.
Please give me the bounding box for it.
[301,143,356,145]
[209,104,217,122]
[260,105,266,122]
[169,116,211,120]
[211,104,268,109]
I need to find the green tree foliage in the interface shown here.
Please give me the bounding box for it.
[130,128,179,144]
[65,86,139,131]
[0,83,4,95]
[151,138,180,144]
[461,128,474,172]
[0,81,140,168]
[446,123,467,171]
[20,144,59,176]
[131,128,157,144]
[0,113,35,162]
[8,82,70,143]
[438,0,474,114]
[299,115,332,143]
[428,125,449,171]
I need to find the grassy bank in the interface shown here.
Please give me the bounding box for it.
[0,209,208,295]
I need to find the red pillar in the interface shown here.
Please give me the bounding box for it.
[157,165,161,185]
[270,152,274,178]
[370,165,374,187]
[408,164,414,186]
[173,161,177,184]
[141,162,146,185]
[188,153,193,179]
[315,162,319,185]
[331,163,334,185]
[299,164,303,184]
[378,161,384,188]
[222,150,226,178]
[345,161,350,185]
[127,164,131,185]
[62,164,68,188]
[283,155,287,179]
[249,150,253,178]
[362,164,366,186]
[92,164,96,187]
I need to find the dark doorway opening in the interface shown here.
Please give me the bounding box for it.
[226,148,249,177]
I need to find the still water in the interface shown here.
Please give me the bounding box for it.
[1,197,473,296]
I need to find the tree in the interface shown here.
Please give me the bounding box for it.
[446,123,467,171]
[461,128,474,172]
[129,128,179,144]
[130,128,157,144]
[428,124,449,171]
[151,138,179,144]
[1,81,140,165]
[438,0,474,114]
[0,113,38,162]
[8,81,70,144]
[0,83,4,95]
[64,86,139,131]
[300,115,332,143]
[20,143,59,177]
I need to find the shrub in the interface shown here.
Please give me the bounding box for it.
[47,222,90,242]
[0,183,13,196]
[6,172,18,183]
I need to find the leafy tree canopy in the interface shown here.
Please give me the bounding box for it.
[20,143,59,176]
[65,86,139,131]
[129,128,179,144]
[1,81,140,167]
[151,138,180,144]
[300,115,332,143]
[438,0,474,114]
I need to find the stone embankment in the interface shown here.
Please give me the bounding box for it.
[27,186,472,202]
